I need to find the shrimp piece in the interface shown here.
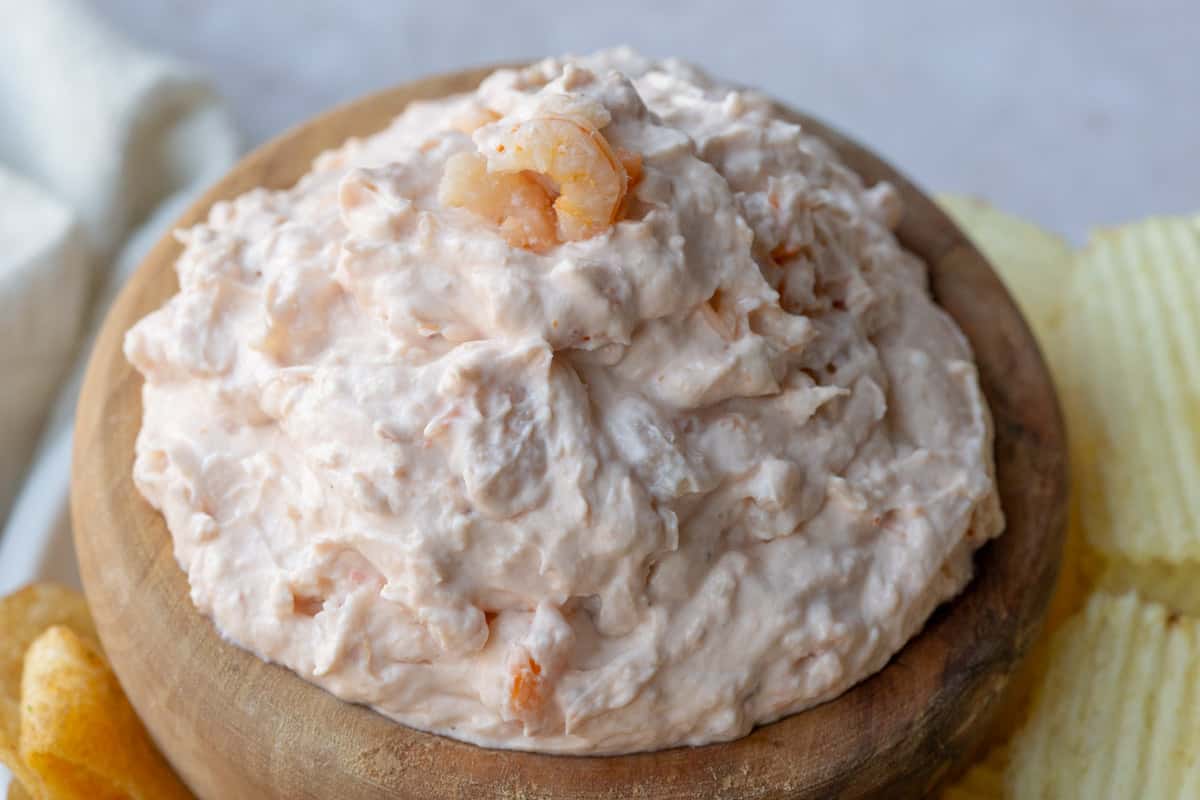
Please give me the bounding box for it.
[506,654,545,722]
[439,151,558,252]
[481,115,630,243]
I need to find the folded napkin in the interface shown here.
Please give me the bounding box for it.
[0,0,238,589]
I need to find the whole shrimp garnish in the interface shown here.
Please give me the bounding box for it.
[440,114,638,250]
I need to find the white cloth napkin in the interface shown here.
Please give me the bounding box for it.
[0,0,238,590]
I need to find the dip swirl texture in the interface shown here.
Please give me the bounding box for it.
[125,49,1003,754]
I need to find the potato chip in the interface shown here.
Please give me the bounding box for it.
[937,195,1074,363]
[7,781,32,800]
[1008,591,1200,798]
[1062,215,1200,562]
[18,625,192,800]
[0,583,97,721]
[940,746,1007,799]
[1098,559,1200,617]
[0,583,98,795]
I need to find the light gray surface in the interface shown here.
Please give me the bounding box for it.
[92,0,1198,242]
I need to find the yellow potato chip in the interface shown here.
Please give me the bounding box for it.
[7,781,32,800]
[19,625,192,800]
[0,583,97,793]
[1098,558,1200,617]
[940,746,1007,799]
[937,195,1074,363]
[1062,215,1200,562]
[1008,591,1200,798]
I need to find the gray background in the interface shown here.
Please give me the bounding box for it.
[92,0,1198,241]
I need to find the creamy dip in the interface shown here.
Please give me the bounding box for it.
[125,49,1003,754]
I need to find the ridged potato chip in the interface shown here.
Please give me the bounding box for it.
[0,583,98,794]
[1062,216,1200,562]
[1098,559,1200,617]
[19,625,192,800]
[7,781,31,800]
[937,195,1074,364]
[1008,592,1200,798]
[938,207,1200,795]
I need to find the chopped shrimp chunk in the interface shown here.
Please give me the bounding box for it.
[440,114,633,249]
[509,655,543,715]
[439,151,558,252]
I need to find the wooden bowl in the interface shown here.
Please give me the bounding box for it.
[72,65,1068,799]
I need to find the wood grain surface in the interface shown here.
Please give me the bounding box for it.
[71,65,1068,799]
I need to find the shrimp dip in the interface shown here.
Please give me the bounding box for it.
[125,49,1003,754]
